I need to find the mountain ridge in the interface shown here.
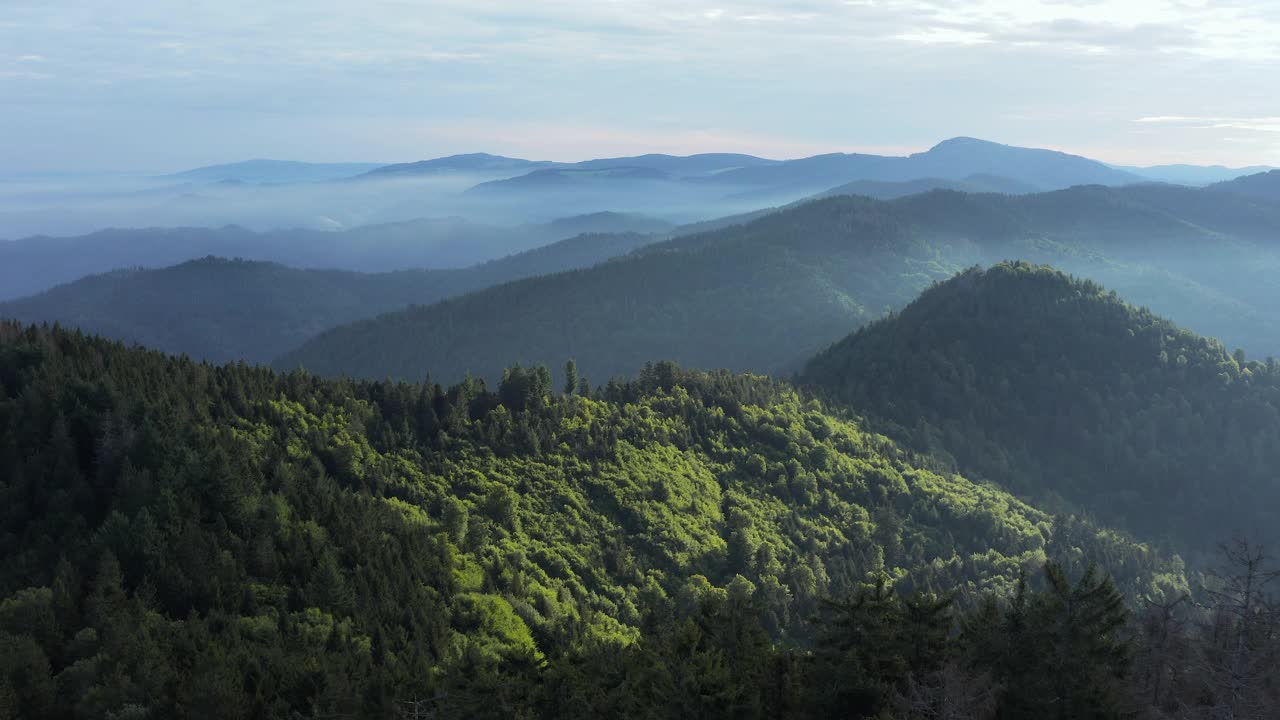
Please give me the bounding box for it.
[161,159,384,184]
[274,182,1280,385]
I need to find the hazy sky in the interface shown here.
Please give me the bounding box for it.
[3,0,1278,172]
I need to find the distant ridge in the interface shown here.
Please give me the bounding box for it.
[354,138,1146,199]
[1120,163,1277,185]
[468,166,675,193]
[702,137,1142,192]
[160,142,1269,194]
[161,159,383,184]
[1209,169,1280,200]
[358,153,556,178]
[0,213,673,301]
[361,152,775,181]
[0,229,664,363]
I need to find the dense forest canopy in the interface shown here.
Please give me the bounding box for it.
[0,321,1217,718]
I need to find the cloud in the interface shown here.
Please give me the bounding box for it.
[988,19,1195,53]
[894,27,991,46]
[1137,116,1280,133]
[2,0,1279,170]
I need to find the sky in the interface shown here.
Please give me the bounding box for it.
[2,0,1279,173]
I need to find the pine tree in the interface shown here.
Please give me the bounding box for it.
[564,360,580,396]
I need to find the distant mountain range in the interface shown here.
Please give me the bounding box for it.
[703,136,1243,194]
[0,212,672,301]
[360,152,776,182]
[159,141,1276,199]
[160,159,384,184]
[455,138,1143,204]
[134,140,1276,238]
[1116,163,1277,186]
[356,153,557,179]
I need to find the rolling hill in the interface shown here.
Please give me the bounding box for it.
[275,195,968,383]
[0,232,662,364]
[0,213,672,301]
[1209,169,1280,200]
[803,262,1280,559]
[275,183,1280,386]
[816,174,1040,200]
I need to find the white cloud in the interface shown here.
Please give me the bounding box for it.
[1137,116,1280,133]
[895,27,991,45]
[2,0,1279,169]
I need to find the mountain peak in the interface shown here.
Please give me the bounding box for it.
[906,137,1141,187]
[927,136,1004,152]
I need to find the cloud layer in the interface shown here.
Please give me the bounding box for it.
[2,0,1277,171]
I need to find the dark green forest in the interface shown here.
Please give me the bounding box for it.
[278,184,1280,386]
[804,262,1280,563]
[1,320,1276,717]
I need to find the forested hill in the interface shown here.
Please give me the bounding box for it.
[0,323,1184,717]
[1210,169,1280,200]
[276,183,1280,385]
[274,195,970,383]
[803,262,1280,561]
[0,232,660,364]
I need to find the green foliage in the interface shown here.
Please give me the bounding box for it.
[0,322,1184,716]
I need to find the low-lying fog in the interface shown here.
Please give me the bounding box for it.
[0,168,797,241]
